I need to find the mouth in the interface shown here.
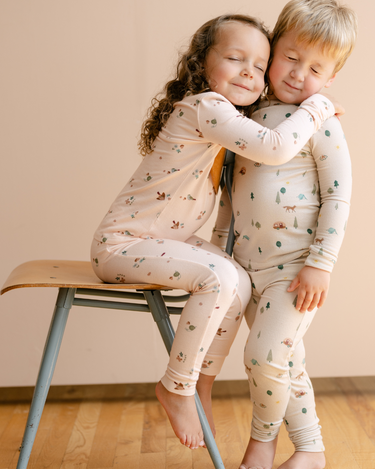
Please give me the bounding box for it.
[284,81,301,91]
[233,83,251,91]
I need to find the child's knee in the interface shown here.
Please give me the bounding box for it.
[235,264,252,307]
[213,260,242,295]
[244,340,292,377]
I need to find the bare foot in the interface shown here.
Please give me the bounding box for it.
[155,381,204,449]
[196,374,216,437]
[240,437,278,469]
[277,451,325,469]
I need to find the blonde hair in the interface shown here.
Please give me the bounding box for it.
[271,0,358,72]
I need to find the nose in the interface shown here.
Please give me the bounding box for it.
[290,65,305,82]
[240,64,254,79]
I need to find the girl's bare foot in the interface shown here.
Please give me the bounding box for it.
[155,381,204,449]
[196,374,216,437]
[239,437,278,469]
[278,451,325,469]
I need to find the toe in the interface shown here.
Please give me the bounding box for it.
[184,435,192,449]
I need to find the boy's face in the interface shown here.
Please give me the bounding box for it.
[268,30,337,104]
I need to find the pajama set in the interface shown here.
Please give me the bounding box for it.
[211,98,352,451]
[91,91,336,397]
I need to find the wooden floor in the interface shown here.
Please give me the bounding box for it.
[0,376,375,469]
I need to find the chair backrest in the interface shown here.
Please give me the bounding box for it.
[222,150,236,256]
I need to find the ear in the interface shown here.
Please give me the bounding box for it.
[324,72,337,89]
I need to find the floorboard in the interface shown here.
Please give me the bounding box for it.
[0,378,374,469]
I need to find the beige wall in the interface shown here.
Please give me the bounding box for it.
[0,0,373,387]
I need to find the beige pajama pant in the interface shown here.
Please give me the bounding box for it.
[91,235,251,396]
[243,258,324,452]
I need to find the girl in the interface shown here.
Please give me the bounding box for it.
[91,14,340,450]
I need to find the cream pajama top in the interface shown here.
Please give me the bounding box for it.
[211,99,352,272]
[93,92,336,249]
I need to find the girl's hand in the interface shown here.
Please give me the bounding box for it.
[287,266,330,313]
[319,91,345,118]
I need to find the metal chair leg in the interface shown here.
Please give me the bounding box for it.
[16,287,75,469]
[143,290,225,469]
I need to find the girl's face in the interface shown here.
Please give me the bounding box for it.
[204,22,270,106]
[268,30,337,104]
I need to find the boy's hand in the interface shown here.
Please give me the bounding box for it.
[319,91,345,118]
[287,266,330,313]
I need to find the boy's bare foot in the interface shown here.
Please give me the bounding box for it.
[155,381,204,449]
[277,451,325,469]
[239,437,278,469]
[196,374,216,437]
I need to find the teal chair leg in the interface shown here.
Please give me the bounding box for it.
[16,287,224,469]
[16,288,75,469]
[143,290,225,469]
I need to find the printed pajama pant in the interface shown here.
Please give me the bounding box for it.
[91,235,251,396]
[243,258,324,452]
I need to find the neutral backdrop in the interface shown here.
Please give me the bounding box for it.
[0,0,373,387]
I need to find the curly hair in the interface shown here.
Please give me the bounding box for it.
[138,14,270,156]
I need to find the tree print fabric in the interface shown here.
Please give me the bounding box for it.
[91,91,335,397]
[93,92,335,250]
[211,100,351,273]
[243,261,324,452]
[91,236,251,395]
[210,99,352,451]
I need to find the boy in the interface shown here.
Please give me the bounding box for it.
[199,1,358,468]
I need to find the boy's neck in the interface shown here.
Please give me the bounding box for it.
[267,92,301,106]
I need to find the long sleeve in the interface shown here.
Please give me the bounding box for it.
[198,93,335,166]
[305,116,352,271]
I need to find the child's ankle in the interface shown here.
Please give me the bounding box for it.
[197,373,216,389]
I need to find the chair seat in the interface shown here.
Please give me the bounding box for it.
[0,260,170,295]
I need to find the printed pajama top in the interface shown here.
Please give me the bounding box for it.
[211,99,352,272]
[93,92,335,249]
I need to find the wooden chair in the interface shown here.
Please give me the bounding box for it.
[0,151,236,469]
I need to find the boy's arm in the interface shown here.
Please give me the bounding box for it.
[289,115,351,312]
[210,185,233,251]
[307,115,352,270]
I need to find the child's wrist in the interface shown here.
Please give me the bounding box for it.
[304,264,331,274]
[299,94,335,124]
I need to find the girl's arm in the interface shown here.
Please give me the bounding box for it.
[198,93,335,166]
